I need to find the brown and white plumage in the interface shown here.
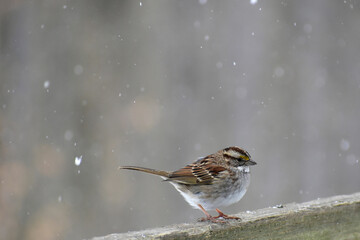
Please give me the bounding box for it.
[120,146,256,222]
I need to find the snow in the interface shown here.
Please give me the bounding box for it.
[199,0,207,5]
[274,67,285,78]
[75,155,82,166]
[43,81,50,89]
[340,139,350,151]
[346,154,358,165]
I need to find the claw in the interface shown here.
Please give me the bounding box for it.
[197,204,241,223]
[198,216,227,223]
[214,208,241,220]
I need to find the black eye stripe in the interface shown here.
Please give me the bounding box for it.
[224,154,238,159]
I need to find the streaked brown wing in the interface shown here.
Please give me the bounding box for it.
[167,157,227,185]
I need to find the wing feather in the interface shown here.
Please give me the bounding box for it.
[167,157,227,185]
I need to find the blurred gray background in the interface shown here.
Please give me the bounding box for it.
[1,0,360,239]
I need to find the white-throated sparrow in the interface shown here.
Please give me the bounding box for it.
[120,146,256,223]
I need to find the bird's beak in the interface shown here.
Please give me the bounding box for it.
[246,160,257,166]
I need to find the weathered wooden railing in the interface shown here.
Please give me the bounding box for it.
[91,192,360,240]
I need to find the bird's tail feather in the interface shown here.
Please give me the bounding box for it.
[119,166,170,178]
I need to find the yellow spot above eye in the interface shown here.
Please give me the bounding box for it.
[242,155,250,161]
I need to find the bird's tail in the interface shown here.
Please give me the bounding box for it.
[119,166,170,178]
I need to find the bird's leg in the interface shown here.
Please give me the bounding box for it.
[213,208,241,220]
[197,204,212,219]
[197,204,226,223]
